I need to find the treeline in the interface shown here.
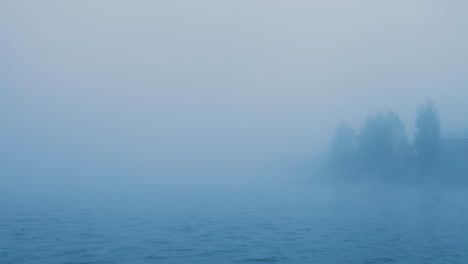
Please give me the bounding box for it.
[326,100,468,182]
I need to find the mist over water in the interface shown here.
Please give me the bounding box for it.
[3,185,468,263]
[2,1,468,263]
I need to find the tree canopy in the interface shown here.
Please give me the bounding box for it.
[324,99,465,182]
[414,99,441,167]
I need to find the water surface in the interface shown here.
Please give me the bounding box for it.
[1,185,468,263]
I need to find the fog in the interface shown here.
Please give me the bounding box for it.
[2,1,468,194]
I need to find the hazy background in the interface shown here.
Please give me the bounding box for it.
[2,0,468,194]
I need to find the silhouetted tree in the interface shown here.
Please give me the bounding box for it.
[414,99,441,168]
[357,111,409,175]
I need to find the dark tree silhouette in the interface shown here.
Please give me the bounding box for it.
[357,111,408,175]
[414,99,441,168]
[323,100,468,183]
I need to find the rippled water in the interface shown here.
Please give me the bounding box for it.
[2,185,468,263]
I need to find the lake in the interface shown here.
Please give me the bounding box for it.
[1,184,468,263]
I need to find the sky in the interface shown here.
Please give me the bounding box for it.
[2,0,468,192]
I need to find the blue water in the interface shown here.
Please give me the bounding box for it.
[2,185,468,263]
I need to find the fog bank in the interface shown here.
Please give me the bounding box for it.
[2,1,468,193]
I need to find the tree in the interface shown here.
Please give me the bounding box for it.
[357,111,409,175]
[414,99,441,167]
